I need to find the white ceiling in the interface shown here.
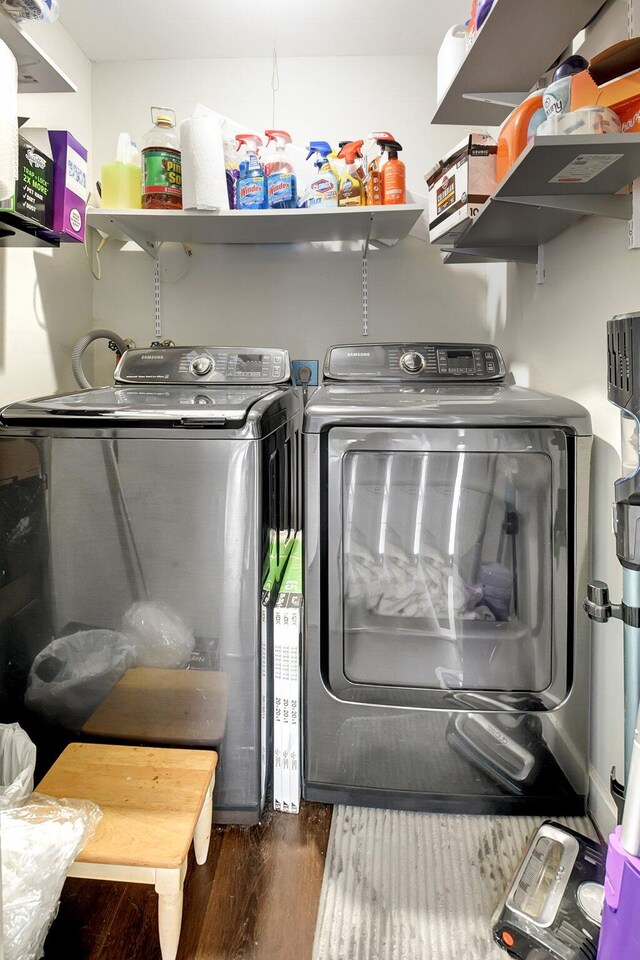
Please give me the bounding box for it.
[59,0,470,62]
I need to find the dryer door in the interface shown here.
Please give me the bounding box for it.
[326,426,570,710]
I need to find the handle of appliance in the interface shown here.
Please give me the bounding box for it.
[72,329,129,389]
[584,580,623,623]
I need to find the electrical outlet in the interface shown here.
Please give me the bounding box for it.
[291,360,319,386]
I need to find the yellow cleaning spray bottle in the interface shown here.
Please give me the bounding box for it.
[337,140,365,207]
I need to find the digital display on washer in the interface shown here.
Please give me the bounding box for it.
[446,349,475,372]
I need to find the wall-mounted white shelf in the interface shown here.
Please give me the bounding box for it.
[432,0,605,126]
[439,135,640,268]
[87,205,425,253]
[0,8,76,93]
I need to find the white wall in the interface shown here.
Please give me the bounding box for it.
[501,0,635,835]
[90,55,495,365]
[0,19,92,406]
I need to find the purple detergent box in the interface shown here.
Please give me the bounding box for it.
[48,130,88,242]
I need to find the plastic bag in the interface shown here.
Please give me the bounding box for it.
[25,630,137,729]
[1,794,102,960]
[122,601,195,669]
[0,0,59,21]
[0,723,36,804]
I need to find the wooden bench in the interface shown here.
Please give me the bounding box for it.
[37,742,218,960]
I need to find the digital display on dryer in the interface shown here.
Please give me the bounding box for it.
[237,353,265,369]
[447,350,475,373]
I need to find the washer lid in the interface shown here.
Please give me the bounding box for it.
[1,384,281,424]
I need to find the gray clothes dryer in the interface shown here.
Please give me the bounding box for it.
[303,342,592,814]
[0,346,300,825]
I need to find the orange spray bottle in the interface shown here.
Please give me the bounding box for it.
[337,139,365,207]
[380,139,406,205]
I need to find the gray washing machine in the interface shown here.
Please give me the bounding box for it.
[0,346,300,825]
[304,342,592,815]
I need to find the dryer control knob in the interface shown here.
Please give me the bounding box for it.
[191,356,213,377]
[400,351,424,374]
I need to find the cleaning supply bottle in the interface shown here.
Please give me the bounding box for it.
[235,134,267,210]
[380,139,406,205]
[365,131,395,206]
[337,140,365,207]
[141,108,182,210]
[264,130,297,209]
[101,133,141,210]
[300,141,338,208]
[338,140,365,181]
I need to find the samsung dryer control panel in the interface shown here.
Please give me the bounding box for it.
[324,343,506,382]
[115,346,291,385]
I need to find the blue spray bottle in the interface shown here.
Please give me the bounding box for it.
[264,130,297,209]
[300,141,338,208]
[235,134,267,210]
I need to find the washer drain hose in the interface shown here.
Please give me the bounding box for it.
[72,329,128,389]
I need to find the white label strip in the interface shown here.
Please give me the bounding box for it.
[549,153,624,184]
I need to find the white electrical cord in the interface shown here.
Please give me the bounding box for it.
[158,242,193,283]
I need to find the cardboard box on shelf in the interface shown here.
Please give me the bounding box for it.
[48,130,88,242]
[570,39,640,133]
[0,124,54,231]
[425,133,497,244]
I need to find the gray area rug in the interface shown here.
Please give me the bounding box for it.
[313,805,597,960]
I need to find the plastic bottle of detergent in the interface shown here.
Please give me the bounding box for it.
[235,134,267,210]
[380,139,406,205]
[141,108,182,210]
[264,130,297,209]
[300,141,338,208]
[102,132,141,210]
[337,140,365,207]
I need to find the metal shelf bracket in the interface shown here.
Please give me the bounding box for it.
[536,244,545,285]
[496,193,633,220]
[462,91,530,107]
[109,216,158,259]
[362,215,373,337]
[443,245,539,265]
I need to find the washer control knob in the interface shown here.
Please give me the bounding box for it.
[400,351,424,374]
[191,356,213,377]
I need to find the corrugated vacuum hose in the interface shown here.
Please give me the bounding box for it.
[72,328,128,389]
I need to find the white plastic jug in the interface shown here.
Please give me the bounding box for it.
[437,25,467,103]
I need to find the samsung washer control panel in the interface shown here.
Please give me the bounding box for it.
[115,346,291,385]
[324,343,506,382]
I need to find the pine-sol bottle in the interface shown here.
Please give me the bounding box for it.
[141,108,182,210]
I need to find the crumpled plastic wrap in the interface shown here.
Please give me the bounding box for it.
[25,630,137,729]
[122,600,195,668]
[0,723,36,804]
[1,793,102,960]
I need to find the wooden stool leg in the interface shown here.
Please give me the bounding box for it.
[155,865,186,960]
[193,777,214,865]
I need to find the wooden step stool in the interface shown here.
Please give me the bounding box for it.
[37,742,218,960]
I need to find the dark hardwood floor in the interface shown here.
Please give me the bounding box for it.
[43,802,333,960]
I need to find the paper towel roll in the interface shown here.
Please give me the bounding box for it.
[181,107,229,211]
[0,38,18,203]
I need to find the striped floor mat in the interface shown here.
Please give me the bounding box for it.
[313,805,597,960]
